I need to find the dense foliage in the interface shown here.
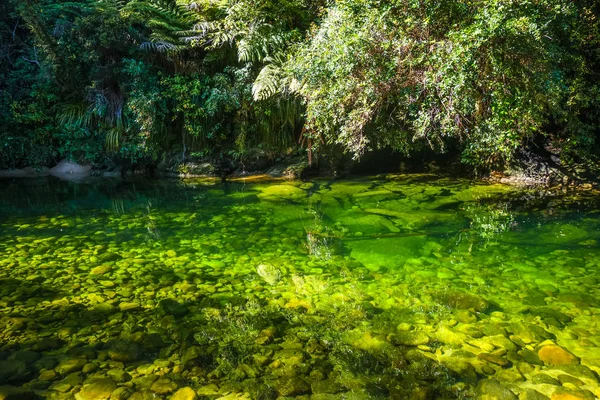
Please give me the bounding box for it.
[1,0,599,170]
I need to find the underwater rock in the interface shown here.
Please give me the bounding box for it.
[521,389,550,400]
[38,370,57,381]
[75,377,117,400]
[310,379,345,395]
[97,252,121,262]
[433,290,490,312]
[531,374,560,385]
[273,377,310,397]
[169,387,197,400]
[537,345,579,366]
[108,341,143,362]
[550,387,595,400]
[151,378,178,394]
[435,326,468,346]
[32,338,64,351]
[0,385,36,400]
[81,363,98,374]
[347,235,426,269]
[555,365,598,383]
[54,358,87,375]
[477,353,510,367]
[476,379,518,400]
[128,390,157,400]
[90,265,112,275]
[118,302,141,312]
[132,375,158,390]
[142,333,167,350]
[534,224,589,245]
[60,372,83,386]
[195,384,219,396]
[106,369,131,383]
[389,331,430,347]
[526,307,571,325]
[518,349,543,366]
[441,358,478,383]
[257,184,306,202]
[111,387,134,400]
[8,351,40,365]
[509,322,554,344]
[159,299,189,317]
[557,374,584,387]
[0,361,29,384]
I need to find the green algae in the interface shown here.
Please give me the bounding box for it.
[0,176,599,399]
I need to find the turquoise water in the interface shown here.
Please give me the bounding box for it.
[0,175,599,399]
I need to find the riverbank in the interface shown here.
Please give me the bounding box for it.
[0,151,600,190]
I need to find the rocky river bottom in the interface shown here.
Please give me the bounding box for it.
[0,175,599,400]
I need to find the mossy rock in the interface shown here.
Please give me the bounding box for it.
[75,378,117,400]
[0,361,30,384]
[0,385,36,400]
[476,379,517,400]
[107,341,143,362]
[433,289,490,312]
[347,235,427,270]
[452,184,515,202]
[158,299,189,317]
[257,184,306,202]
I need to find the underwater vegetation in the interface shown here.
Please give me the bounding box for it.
[0,175,599,399]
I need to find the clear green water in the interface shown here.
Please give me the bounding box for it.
[0,175,599,400]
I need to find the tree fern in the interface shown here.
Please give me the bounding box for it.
[121,0,196,53]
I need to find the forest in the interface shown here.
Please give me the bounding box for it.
[1,0,599,173]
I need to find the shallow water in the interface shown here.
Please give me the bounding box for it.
[0,175,599,399]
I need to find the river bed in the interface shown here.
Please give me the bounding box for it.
[0,175,599,399]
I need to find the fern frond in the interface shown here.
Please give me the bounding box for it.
[105,128,121,151]
[252,54,292,100]
[57,104,95,128]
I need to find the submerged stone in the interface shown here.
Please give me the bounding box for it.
[538,345,579,366]
[257,184,306,202]
[159,299,189,317]
[477,353,510,367]
[0,361,29,384]
[108,341,143,362]
[273,377,310,397]
[389,331,430,346]
[151,378,178,394]
[476,379,517,400]
[170,387,197,400]
[75,378,116,400]
[433,290,490,312]
[521,389,550,400]
[55,358,87,375]
[0,385,36,400]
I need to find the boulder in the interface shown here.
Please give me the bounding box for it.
[170,387,197,400]
[256,184,306,202]
[0,361,29,384]
[433,289,490,312]
[538,345,579,366]
[476,379,518,400]
[0,385,36,400]
[108,341,143,362]
[75,378,116,400]
[49,159,92,177]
